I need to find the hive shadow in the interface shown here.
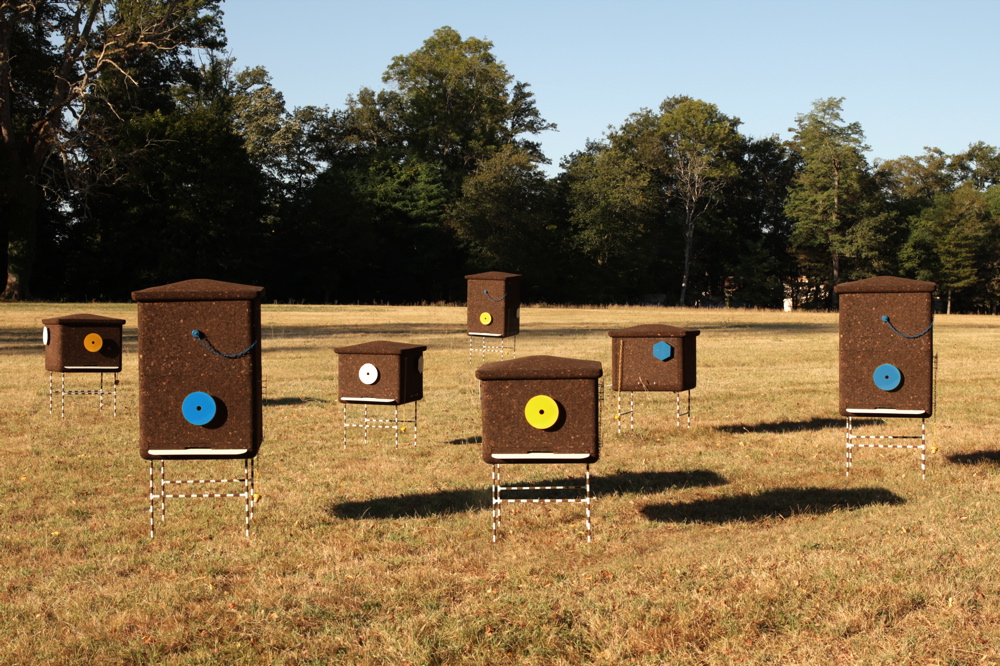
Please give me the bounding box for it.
[328,469,726,520]
[640,486,905,524]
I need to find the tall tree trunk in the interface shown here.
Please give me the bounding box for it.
[2,178,38,300]
[947,288,952,315]
[830,251,840,309]
[678,209,695,306]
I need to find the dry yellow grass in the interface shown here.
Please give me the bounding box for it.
[3,302,1000,664]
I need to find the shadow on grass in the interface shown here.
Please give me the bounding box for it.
[640,486,904,524]
[947,450,1000,466]
[448,435,482,445]
[328,469,727,519]
[263,397,328,406]
[716,417,847,434]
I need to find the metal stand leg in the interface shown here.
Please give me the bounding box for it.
[491,463,592,543]
[615,391,634,435]
[492,464,500,543]
[149,459,257,538]
[845,416,927,480]
[676,390,691,428]
[846,417,853,477]
[61,373,66,419]
[343,402,420,449]
[49,372,53,415]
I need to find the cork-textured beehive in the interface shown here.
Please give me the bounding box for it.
[466,272,521,338]
[476,355,602,464]
[42,314,125,373]
[834,276,936,417]
[131,279,264,460]
[334,341,426,404]
[607,324,700,392]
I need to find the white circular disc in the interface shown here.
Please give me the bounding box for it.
[416,355,424,373]
[42,326,50,345]
[358,362,379,385]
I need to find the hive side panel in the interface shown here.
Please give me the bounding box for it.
[137,299,261,459]
[480,377,599,464]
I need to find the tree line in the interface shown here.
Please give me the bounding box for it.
[3,3,1000,311]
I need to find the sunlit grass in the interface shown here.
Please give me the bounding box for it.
[3,302,1000,663]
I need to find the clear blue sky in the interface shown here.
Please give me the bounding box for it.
[221,0,999,175]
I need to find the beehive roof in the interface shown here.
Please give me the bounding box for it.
[41,313,126,326]
[465,271,520,281]
[476,355,602,380]
[132,279,265,302]
[834,276,936,294]
[333,341,427,355]
[608,324,700,338]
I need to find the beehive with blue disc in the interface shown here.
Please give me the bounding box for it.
[334,341,426,405]
[43,314,125,373]
[466,271,521,338]
[835,276,936,417]
[607,324,700,392]
[131,279,264,460]
[476,355,602,464]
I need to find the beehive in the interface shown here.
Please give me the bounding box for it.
[466,272,521,338]
[607,324,700,392]
[834,276,936,417]
[334,341,426,405]
[476,355,602,464]
[42,314,125,373]
[131,279,264,460]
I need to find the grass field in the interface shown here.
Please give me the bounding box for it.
[3,302,1000,664]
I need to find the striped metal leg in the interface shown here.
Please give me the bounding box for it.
[845,416,927,480]
[491,464,592,543]
[676,390,691,428]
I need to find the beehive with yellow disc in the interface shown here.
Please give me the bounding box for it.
[475,355,602,464]
[465,271,521,338]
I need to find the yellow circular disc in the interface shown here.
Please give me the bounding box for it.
[83,333,104,353]
[524,394,560,430]
[479,312,493,325]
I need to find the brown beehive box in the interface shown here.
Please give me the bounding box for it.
[476,355,602,464]
[607,324,700,392]
[834,276,936,417]
[131,279,265,460]
[334,341,427,405]
[42,314,125,373]
[466,272,520,338]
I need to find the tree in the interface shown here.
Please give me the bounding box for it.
[784,97,874,305]
[707,135,798,307]
[378,25,555,188]
[900,184,998,313]
[657,97,742,305]
[563,133,661,300]
[0,0,223,299]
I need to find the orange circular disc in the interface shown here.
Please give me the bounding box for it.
[83,333,104,353]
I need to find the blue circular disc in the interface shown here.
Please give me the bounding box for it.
[873,364,902,391]
[182,391,217,426]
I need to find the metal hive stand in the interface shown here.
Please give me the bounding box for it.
[49,371,118,418]
[342,401,419,449]
[845,416,928,480]
[491,464,592,543]
[614,389,691,435]
[468,334,516,364]
[148,458,256,538]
